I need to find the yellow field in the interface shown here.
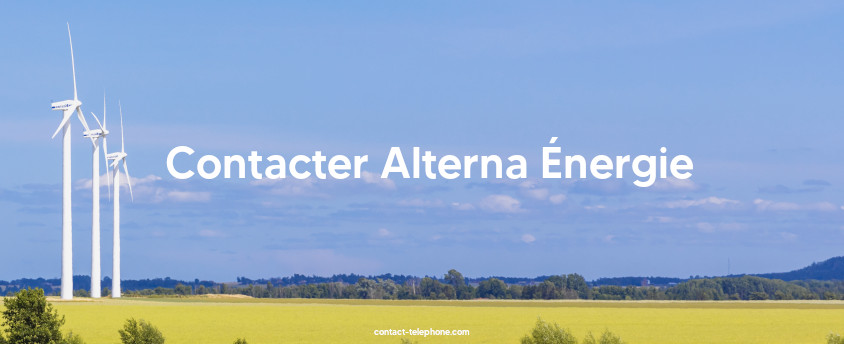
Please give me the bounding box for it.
[4,297,844,343]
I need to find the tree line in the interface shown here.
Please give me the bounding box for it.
[120,270,844,301]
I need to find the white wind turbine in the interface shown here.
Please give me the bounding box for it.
[106,102,133,298]
[84,96,111,298]
[50,23,92,300]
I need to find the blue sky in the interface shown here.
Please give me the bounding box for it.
[2,1,844,281]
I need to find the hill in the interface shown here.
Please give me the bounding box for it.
[755,256,844,281]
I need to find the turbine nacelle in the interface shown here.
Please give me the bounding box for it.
[83,128,109,138]
[51,99,81,111]
[107,152,127,164]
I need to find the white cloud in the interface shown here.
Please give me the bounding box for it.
[249,170,395,197]
[650,178,701,192]
[521,233,536,243]
[76,173,210,203]
[479,195,523,213]
[517,180,547,200]
[522,187,550,200]
[549,194,567,204]
[646,216,674,223]
[811,202,839,211]
[695,222,745,233]
[754,199,839,212]
[451,202,476,211]
[76,173,161,190]
[780,232,798,241]
[251,178,323,197]
[159,190,211,202]
[398,199,444,208]
[377,228,392,237]
[361,171,396,190]
[602,235,615,243]
[664,196,740,209]
[519,180,539,189]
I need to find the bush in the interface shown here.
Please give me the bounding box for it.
[234,339,248,344]
[521,319,626,344]
[1,288,65,344]
[583,330,624,344]
[521,318,577,344]
[118,318,165,344]
[828,333,844,344]
[63,331,86,344]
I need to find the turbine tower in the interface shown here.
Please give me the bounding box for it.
[84,96,110,298]
[50,23,92,300]
[107,103,132,298]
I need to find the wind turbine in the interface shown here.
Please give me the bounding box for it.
[84,95,110,298]
[50,23,92,300]
[107,102,132,298]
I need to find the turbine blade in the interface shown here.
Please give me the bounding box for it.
[76,107,91,132]
[51,112,73,139]
[68,23,78,101]
[90,111,104,131]
[103,137,112,200]
[122,159,134,202]
[103,94,107,130]
[119,101,125,152]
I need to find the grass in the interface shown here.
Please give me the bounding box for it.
[3,297,844,343]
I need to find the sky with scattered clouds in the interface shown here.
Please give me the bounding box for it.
[2,1,844,281]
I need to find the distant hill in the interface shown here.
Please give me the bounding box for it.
[755,256,844,281]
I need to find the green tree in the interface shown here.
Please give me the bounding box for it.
[445,269,474,299]
[749,291,769,300]
[233,339,248,344]
[355,278,378,299]
[520,318,577,344]
[566,274,591,299]
[1,288,65,344]
[583,330,624,344]
[63,332,86,344]
[118,318,165,344]
[174,284,192,296]
[828,333,844,344]
[477,278,507,299]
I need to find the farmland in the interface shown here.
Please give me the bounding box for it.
[4,297,842,343]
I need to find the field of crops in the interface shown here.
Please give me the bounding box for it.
[6,297,844,343]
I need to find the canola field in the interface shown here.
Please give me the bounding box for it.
[9,297,844,343]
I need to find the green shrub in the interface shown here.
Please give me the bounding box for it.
[63,331,86,344]
[828,333,844,344]
[234,339,248,344]
[118,318,165,344]
[583,330,624,344]
[1,288,65,344]
[521,318,577,344]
